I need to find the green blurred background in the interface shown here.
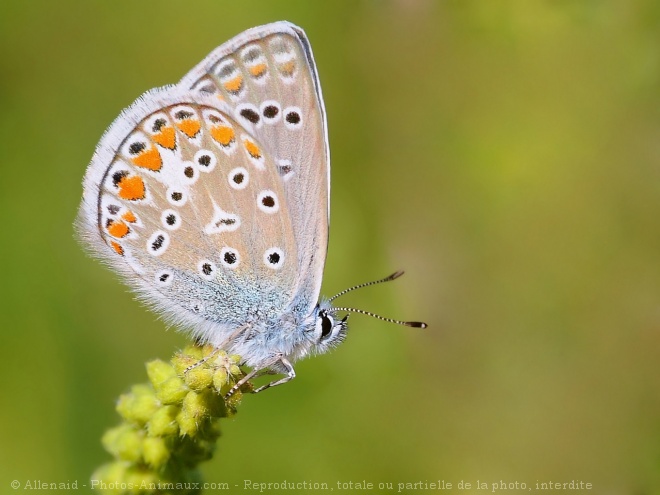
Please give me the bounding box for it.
[1,0,659,493]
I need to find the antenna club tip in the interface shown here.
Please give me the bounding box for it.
[407,321,428,328]
[390,270,405,280]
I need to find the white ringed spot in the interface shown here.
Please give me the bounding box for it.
[283,106,303,130]
[166,187,188,206]
[260,100,281,124]
[121,131,148,158]
[257,190,279,214]
[147,231,170,256]
[228,167,249,190]
[194,149,217,173]
[236,103,262,129]
[276,158,294,181]
[263,247,285,269]
[220,247,240,269]
[161,209,181,231]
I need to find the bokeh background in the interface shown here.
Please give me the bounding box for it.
[1,0,659,493]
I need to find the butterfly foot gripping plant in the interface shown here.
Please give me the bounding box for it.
[92,345,251,494]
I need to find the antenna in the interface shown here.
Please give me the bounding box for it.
[329,271,405,302]
[333,307,427,328]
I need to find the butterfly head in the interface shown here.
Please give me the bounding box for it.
[310,300,349,354]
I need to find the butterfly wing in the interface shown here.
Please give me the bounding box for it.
[77,88,300,345]
[180,21,329,317]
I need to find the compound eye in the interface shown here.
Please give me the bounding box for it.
[320,314,333,339]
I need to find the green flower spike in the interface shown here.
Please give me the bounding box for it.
[92,344,252,494]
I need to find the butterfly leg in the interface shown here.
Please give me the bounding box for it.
[183,347,221,374]
[252,356,296,394]
[224,354,295,398]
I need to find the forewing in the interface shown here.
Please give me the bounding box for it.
[180,21,329,315]
[77,90,298,344]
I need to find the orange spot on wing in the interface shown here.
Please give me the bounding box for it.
[223,75,243,93]
[122,211,137,223]
[107,220,129,238]
[244,139,261,159]
[117,175,146,201]
[132,147,162,171]
[211,125,235,147]
[176,119,201,138]
[110,241,124,256]
[249,63,267,77]
[152,126,176,149]
[216,94,226,102]
[279,60,295,76]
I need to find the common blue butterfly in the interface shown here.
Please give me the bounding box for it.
[76,22,426,395]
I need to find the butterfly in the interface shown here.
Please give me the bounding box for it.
[76,21,426,396]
